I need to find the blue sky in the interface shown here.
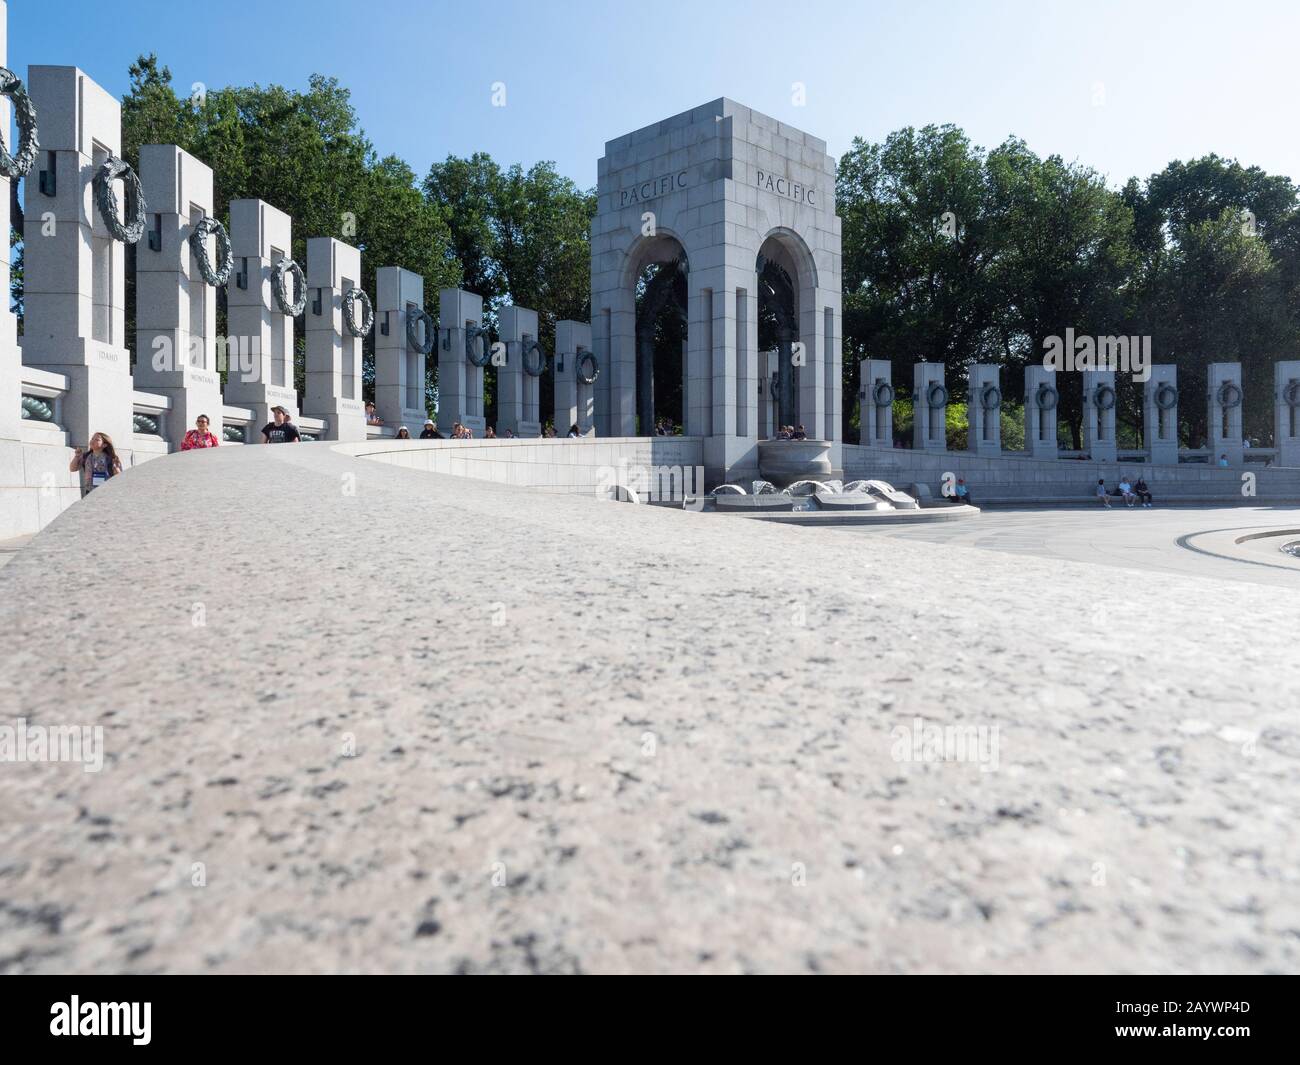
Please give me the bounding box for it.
[8,0,1299,191]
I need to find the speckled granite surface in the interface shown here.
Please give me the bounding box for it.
[1,443,1297,974]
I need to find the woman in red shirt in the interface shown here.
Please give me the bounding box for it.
[181,415,219,451]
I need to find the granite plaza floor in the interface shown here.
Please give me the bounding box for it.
[1,444,1296,973]
[839,505,1300,587]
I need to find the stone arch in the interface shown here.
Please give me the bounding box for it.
[756,227,824,440]
[619,229,690,293]
[590,100,842,482]
[757,226,819,291]
[606,230,691,436]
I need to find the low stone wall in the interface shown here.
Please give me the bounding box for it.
[843,444,1300,503]
[337,436,705,497]
[1,424,173,540]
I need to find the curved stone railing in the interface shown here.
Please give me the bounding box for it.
[336,435,705,497]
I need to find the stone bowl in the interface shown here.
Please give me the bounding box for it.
[757,439,834,488]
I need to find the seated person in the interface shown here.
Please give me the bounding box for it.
[1095,479,1111,507]
[1117,478,1136,506]
[1134,477,1153,507]
[419,420,442,439]
[953,478,971,504]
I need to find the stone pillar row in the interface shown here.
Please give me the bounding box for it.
[854,359,1236,464]
[10,63,590,449]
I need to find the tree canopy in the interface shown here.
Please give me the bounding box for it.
[837,126,1300,446]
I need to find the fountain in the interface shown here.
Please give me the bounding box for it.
[756,438,841,488]
[701,475,926,516]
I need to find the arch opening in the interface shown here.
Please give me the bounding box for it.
[629,236,689,435]
[757,230,817,440]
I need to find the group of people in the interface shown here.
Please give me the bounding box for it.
[69,403,593,499]
[68,405,304,496]
[774,425,809,440]
[653,419,679,436]
[1096,477,1154,507]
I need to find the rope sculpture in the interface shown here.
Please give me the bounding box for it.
[272,258,306,317]
[1093,383,1116,411]
[189,216,232,286]
[522,339,546,377]
[926,382,949,408]
[1035,383,1059,411]
[465,325,492,367]
[576,349,600,385]
[1155,382,1179,411]
[406,308,435,354]
[0,67,39,178]
[1217,381,1243,410]
[94,156,147,244]
[20,395,53,421]
[980,384,1002,411]
[872,381,894,407]
[342,287,373,337]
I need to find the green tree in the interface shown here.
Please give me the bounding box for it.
[1140,209,1293,446]
[986,140,1137,447]
[423,155,594,422]
[113,61,458,410]
[837,124,1002,438]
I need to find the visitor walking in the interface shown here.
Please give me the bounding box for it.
[262,406,301,444]
[181,414,220,450]
[70,432,122,497]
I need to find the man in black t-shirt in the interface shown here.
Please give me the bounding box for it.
[261,406,301,444]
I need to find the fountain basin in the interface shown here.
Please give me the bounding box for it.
[757,439,838,488]
[714,493,796,512]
